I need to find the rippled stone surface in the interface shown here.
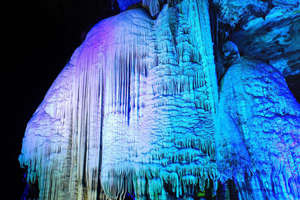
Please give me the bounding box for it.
[19,0,300,199]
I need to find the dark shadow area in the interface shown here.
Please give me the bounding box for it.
[286,74,300,103]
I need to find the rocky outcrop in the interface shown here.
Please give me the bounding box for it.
[212,0,269,28]
[231,6,300,77]
[212,1,299,73]
[212,0,300,100]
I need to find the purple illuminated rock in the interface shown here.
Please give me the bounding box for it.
[116,0,165,17]
[117,0,141,11]
[20,1,219,199]
[19,0,300,199]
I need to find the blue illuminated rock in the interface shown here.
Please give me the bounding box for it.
[19,0,300,199]
[117,0,141,11]
[117,0,165,17]
[231,5,300,77]
[217,58,300,199]
[212,0,269,28]
[213,0,300,77]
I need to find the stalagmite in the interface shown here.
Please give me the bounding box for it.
[217,58,300,200]
[19,0,300,199]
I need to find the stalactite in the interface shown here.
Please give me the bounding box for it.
[20,0,219,197]
[19,0,300,199]
[100,1,219,199]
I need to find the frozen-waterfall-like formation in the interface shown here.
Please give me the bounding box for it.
[217,58,300,199]
[19,0,300,199]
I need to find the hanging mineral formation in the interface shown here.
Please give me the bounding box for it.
[19,0,300,199]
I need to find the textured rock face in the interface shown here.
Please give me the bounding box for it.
[19,0,300,200]
[212,0,300,78]
[212,0,269,28]
[231,6,300,77]
[217,58,300,199]
[117,0,166,17]
[101,1,219,199]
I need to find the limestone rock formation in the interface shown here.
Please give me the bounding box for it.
[19,0,300,199]
[217,58,300,199]
[231,4,300,77]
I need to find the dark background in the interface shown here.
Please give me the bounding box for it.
[7,0,300,199]
[9,0,119,199]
